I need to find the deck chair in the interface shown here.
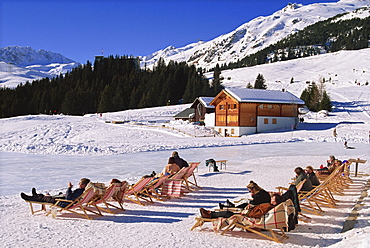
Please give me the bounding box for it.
[163,167,191,196]
[297,169,341,215]
[218,199,295,243]
[124,177,154,205]
[183,162,202,190]
[46,187,102,219]
[140,175,170,201]
[92,182,127,214]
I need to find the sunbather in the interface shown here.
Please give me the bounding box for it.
[161,157,181,176]
[170,151,189,168]
[294,167,312,191]
[219,181,271,209]
[200,193,283,219]
[305,166,320,186]
[20,178,90,207]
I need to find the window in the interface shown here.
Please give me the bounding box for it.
[227,104,237,109]
[267,105,273,109]
[227,116,238,122]
[219,105,225,110]
[259,104,264,109]
[264,118,269,124]
[272,118,277,124]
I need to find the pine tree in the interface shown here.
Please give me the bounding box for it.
[246,82,253,88]
[319,90,332,112]
[212,64,223,95]
[254,73,267,89]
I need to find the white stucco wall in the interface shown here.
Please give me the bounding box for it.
[257,116,297,133]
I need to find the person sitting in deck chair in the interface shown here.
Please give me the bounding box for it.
[20,178,90,207]
[170,151,189,169]
[219,181,271,210]
[161,157,181,176]
[305,166,320,186]
[294,167,312,192]
[200,193,283,219]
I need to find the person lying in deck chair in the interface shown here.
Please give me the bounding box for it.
[219,181,271,209]
[199,193,283,219]
[20,178,90,207]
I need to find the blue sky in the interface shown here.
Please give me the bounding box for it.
[1,0,339,64]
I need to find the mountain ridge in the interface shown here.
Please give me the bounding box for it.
[0,46,80,88]
[139,0,370,70]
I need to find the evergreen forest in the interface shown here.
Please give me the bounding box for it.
[0,56,214,118]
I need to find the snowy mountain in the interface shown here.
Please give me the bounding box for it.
[140,0,370,70]
[0,46,79,88]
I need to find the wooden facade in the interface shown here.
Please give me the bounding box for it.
[210,89,304,136]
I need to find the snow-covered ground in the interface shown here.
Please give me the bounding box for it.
[1,48,370,247]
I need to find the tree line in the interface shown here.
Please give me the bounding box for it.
[0,56,216,118]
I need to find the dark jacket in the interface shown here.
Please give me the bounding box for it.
[172,156,189,168]
[58,187,85,207]
[249,189,271,206]
[307,172,320,186]
[235,189,271,209]
[294,173,313,192]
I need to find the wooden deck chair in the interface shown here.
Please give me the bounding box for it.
[218,199,295,243]
[297,169,340,215]
[140,175,170,201]
[124,177,154,205]
[46,187,102,219]
[183,162,202,190]
[92,182,126,214]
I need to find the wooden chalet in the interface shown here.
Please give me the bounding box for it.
[210,88,305,137]
[190,97,215,122]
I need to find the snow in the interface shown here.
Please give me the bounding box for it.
[140,0,370,70]
[224,88,305,104]
[1,47,370,247]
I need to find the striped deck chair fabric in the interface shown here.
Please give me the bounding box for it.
[161,180,182,198]
[142,175,170,200]
[93,183,125,213]
[183,162,201,190]
[124,177,154,205]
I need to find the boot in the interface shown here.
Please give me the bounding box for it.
[199,208,212,219]
[219,203,224,209]
[20,193,33,201]
[225,199,235,208]
[32,188,37,196]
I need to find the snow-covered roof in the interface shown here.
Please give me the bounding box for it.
[198,97,215,108]
[225,88,305,105]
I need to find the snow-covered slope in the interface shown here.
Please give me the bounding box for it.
[217,48,370,96]
[0,46,79,88]
[140,0,370,70]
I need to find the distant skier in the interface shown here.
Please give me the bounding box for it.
[344,141,355,149]
[333,128,338,138]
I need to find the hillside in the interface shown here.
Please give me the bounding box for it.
[0,46,79,88]
[140,0,370,70]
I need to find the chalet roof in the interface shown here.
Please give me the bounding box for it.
[173,108,195,119]
[198,97,215,108]
[225,88,305,105]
